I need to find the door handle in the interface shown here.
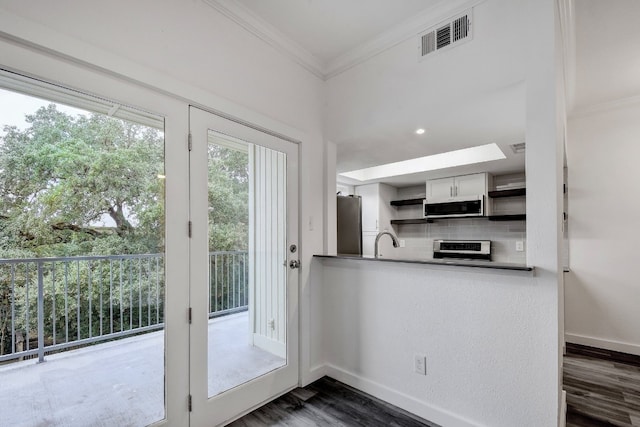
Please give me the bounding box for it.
[289,260,301,269]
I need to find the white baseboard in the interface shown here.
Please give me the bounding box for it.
[253,333,286,358]
[565,333,640,356]
[300,364,327,387]
[559,390,567,427]
[324,364,479,427]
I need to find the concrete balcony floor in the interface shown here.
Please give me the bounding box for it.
[0,312,285,427]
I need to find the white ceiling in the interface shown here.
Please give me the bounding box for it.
[331,81,527,187]
[324,0,529,187]
[217,0,537,187]
[204,1,640,187]
[235,0,442,63]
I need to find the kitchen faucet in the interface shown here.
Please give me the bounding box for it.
[374,231,399,258]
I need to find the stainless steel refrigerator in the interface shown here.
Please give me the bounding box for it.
[337,195,362,255]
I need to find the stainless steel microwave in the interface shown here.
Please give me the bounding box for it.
[423,195,484,218]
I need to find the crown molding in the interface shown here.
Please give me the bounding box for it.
[202,0,325,79]
[204,0,484,81]
[325,0,485,79]
[570,94,640,118]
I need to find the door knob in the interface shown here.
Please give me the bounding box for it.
[289,260,300,269]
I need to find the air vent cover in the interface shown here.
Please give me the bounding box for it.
[436,25,451,49]
[419,10,473,60]
[510,143,526,154]
[421,32,436,56]
[452,15,469,42]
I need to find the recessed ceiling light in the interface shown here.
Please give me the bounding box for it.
[415,128,426,135]
[339,143,506,182]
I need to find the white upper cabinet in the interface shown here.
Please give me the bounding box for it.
[426,177,456,200]
[426,173,490,200]
[455,173,489,197]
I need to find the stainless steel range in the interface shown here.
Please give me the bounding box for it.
[433,240,491,261]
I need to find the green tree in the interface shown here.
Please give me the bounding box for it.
[0,105,166,355]
[0,105,164,257]
[208,144,248,251]
[0,104,250,357]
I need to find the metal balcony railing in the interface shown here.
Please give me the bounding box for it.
[0,251,248,364]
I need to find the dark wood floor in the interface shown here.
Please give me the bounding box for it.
[229,345,640,427]
[564,343,640,427]
[229,377,440,427]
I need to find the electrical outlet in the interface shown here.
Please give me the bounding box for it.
[414,354,427,375]
[516,241,524,252]
[399,239,406,248]
[268,319,275,330]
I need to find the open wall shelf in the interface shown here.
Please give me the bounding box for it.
[391,215,526,224]
[488,214,526,221]
[488,186,526,221]
[390,198,425,206]
[390,218,432,225]
[488,188,526,198]
[390,187,527,223]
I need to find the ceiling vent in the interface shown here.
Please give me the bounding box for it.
[510,143,526,154]
[419,11,472,59]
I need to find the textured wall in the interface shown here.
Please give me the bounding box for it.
[566,103,640,355]
[317,257,550,427]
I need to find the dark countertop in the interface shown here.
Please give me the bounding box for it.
[314,254,534,272]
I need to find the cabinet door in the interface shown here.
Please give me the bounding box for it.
[426,177,454,200]
[356,184,380,232]
[454,173,487,197]
[362,231,378,257]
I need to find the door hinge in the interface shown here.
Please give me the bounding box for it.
[188,221,192,238]
[188,394,192,412]
[188,307,192,324]
[188,133,192,151]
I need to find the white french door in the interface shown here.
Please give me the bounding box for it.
[188,107,299,426]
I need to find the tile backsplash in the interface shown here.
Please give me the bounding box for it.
[392,219,527,264]
[387,181,527,264]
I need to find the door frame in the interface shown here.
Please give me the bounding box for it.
[188,106,300,427]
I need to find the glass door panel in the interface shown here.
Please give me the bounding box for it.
[206,136,287,397]
[0,80,166,426]
[189,107,298,427]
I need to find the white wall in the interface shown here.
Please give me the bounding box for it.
[310,0,563,425]
[316,258,547,427]
[0,1,565,425]
[0,3,327,273]
[0,0,326,424]
[0,1,324,133]
[325,0,528,175]
[565,103,640,355]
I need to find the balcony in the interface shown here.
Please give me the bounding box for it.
[0,251,283,426]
